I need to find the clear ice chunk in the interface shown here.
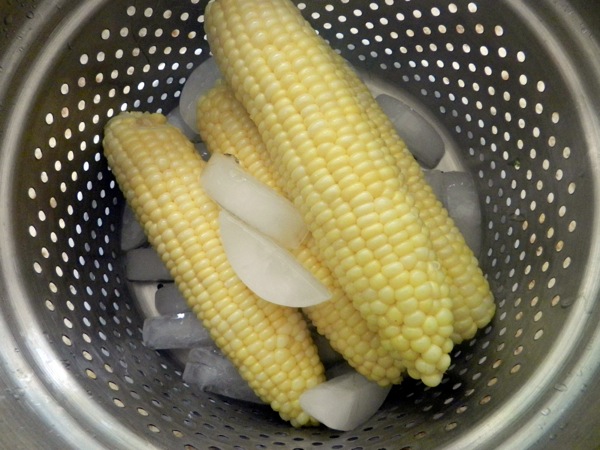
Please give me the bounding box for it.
[424,170,482,256]
[125,247,172,281]
[155,283,190,315]
[167,105,199,141]
[120,204,147,251]
[299,367,391,431]
[179,57,222,132]
[142,313,212,349]
[376,93,445,169]
[183,347,264,404]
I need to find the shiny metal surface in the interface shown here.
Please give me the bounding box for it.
[0,0,599,448]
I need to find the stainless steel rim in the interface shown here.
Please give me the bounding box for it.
[0,0,599,448]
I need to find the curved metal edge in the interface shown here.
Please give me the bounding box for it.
[511,2,600,446]
[508,1,600,448]
[0,2,99,448]
[445,1,600,448]
[0,1,161,449]
[1,1,599,449]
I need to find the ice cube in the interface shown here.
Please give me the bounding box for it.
[155,283,190,315]
[120,204,147,251]
[179,57,222,132]
[424,170,482,256]
[376,94,445,169]
[167,105,199,141]
[195,141,210,161]
[125,247,172,281]
[299,369,391,431]
[183,347,264,404]
[445,172,482,256]
[218,210,328,308]
[142,313,212,349]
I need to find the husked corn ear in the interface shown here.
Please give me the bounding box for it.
[103,112,325,426]
[197,82,405,385]
[205,0,454,387]
[331,58,495,344]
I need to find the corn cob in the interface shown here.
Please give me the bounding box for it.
[103,112,325,426]
[197,82,405,385]
[205,0,454,387]
[329,57,496,344]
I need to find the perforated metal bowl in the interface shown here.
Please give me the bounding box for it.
[1,0,600,448]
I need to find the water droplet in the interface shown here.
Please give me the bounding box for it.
[25,11,34,19]
[559,296,575,308]
[3,14,13,25]
[554,383,567,392]
[540,407,551,416]
[11,388,24,400]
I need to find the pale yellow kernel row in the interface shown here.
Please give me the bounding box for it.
[207,0,455,384]
[103,111,325,426]
[204,0,495,387]
[327,53,496,343]
[197,82,405,385]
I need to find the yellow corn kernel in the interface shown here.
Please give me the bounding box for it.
[329,53,496,343]
[197,83,404,385]
[205,0,455,386]
[103,111,325,426]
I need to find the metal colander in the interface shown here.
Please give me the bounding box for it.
[1,0,599,448]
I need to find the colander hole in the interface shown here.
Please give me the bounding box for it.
[479,395,491,405]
